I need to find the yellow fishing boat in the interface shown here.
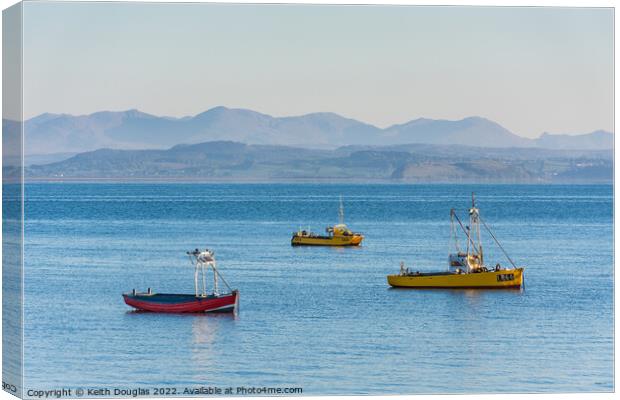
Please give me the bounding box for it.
[388,194,524,289]
[291,197,364,246]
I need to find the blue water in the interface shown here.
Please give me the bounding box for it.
[22,184,613,395]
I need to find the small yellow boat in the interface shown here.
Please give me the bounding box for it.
[291,197,364,246]
[388,194,524,289]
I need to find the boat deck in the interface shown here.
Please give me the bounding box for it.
[401,271,458,277]
[293,234,333,239]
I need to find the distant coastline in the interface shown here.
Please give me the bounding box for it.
[5,107,613,184]
[19,140,613,185]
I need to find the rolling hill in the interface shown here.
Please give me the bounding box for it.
[25,140,612,183]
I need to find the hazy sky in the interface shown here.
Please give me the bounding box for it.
[22,3,613,138]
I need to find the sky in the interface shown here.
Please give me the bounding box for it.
[20,2,613,138]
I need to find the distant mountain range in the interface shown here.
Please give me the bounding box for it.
[24,140,612,183]
[19,107,613,154]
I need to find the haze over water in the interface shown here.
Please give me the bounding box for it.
[22,183,612,394]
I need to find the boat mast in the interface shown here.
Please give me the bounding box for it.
[339,195,345,225]
[213,260,219,296]
[450,209,460,253]
[469,193,483,265]
[188,251,201,297]
[202,262,207,297]
[194,260,200,297]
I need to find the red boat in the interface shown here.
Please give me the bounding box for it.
[123,290,239,313]
[123,249,239,314]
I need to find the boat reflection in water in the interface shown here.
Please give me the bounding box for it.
[192,313,235,345]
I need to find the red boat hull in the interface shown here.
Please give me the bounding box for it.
[123,290,238,313]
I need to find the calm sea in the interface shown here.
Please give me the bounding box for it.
[22,183,613,395]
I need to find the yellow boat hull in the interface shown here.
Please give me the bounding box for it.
[387,268,524,289]
[291,235,363,246]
